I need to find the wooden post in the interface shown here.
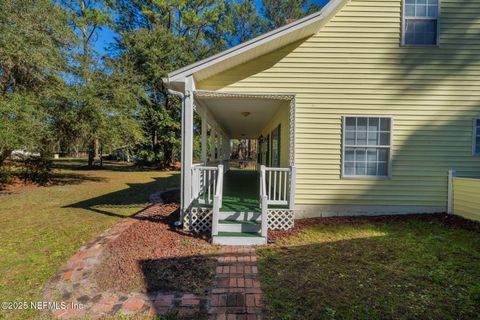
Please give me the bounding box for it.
[289,166,296,210]
[448,169,456,214]
[201,116,207,164]
[261,195,268,238]
[183,76,195,210]
[211,127,216,161]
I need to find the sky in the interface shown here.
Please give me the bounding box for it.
[93,0,330,56]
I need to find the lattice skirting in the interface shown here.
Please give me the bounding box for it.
[184,207,294,232]
[267,209,295,230]
[183,207,213,233]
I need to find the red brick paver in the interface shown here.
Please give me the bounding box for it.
[209,247,263,320]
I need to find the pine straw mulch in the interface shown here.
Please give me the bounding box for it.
[268,212,480,242]
[93,190,217,296]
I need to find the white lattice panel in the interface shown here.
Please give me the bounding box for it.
[183,207,213,233]
[268,209,295,230]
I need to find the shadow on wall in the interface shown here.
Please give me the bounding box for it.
[324,2,480,213]
[197,39,307,90]
[65,173,180,218]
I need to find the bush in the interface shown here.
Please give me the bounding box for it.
[135,149,163,167]
[0,166,12,187]
[19,157,53,185]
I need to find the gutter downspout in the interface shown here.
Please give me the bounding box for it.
[167,87,186,227]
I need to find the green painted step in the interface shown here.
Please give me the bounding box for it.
[218,219,260,225]
[217,231,261,237]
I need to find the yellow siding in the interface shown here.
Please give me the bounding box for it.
[453,178,480,222]
[198,0,480,212]
[259,102,290,168]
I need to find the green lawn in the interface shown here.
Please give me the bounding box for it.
[258,216,480,320]
[0,159,179,320]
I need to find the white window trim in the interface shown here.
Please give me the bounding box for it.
[341,116,394,180]
[401,0,441,47]
[473,118,480,156]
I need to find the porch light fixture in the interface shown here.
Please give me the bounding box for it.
[241,112,251,117]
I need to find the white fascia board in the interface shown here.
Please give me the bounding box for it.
[166,0,346,87]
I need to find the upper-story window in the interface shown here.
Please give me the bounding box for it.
[403,0,440,45]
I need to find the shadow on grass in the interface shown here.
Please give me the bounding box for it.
[52,159,162,172]
[139,255,216,296]
[65,173,180,219]
[258,216,480,320]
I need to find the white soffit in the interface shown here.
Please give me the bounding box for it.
[167,0,347,85]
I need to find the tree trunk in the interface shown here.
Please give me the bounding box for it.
[0,150,12,166]
[100,143,103,167]
[87,141,95,167]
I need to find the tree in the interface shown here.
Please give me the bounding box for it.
[113,0,232,168]
[261,0,321,29]
[225,0,267,46]
[0,0,73,165]
[60,0,111,166]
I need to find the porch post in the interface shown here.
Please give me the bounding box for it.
[183,76,195,210]
[201,116,207,164]
[211,127,216,161]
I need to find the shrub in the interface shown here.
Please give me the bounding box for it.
[19,157,53,185]
[135,149,163,167]
[0,166,12,187]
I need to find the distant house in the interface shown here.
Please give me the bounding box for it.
[165,0,480,245]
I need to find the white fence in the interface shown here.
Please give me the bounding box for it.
[448,170,480,222]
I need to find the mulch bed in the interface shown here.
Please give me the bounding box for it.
[268,213,480,242]
[93,190,217,296]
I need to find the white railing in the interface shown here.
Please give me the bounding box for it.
[260,166,297,210]
[260,166,268,238]
[212,164,224,236]
[191,164,219,205]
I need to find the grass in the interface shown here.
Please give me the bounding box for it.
[0,159,179,320]
[258,217,480,320]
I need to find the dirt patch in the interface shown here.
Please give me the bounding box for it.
[268,213,480,242]
[93,199,216,296]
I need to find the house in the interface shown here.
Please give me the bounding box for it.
[165,0,480,245]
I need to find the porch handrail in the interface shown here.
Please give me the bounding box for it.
[212,164,224,236]
[191,164,218,205]
[260,166,268,238]
[263,166,296,209]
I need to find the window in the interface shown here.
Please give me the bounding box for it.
[403,0,440,45]
[343,117,392,178]
[271,125,281,167]
[474,119,480,155]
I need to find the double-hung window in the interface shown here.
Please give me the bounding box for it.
[474,119,480,155]
[403,0,440,45]
[343,117,392,178]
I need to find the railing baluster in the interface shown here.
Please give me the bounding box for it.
[273,170,277,201]
[268,170,272,200]
[283,171,287,202]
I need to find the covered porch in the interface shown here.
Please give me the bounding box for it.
[179,86,296,244]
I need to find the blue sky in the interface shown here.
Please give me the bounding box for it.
[93,0,329,56]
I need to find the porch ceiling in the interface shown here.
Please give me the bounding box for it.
[195,93,290,139]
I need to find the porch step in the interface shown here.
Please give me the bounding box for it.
[212,232,266,245]
[218,219,261,233]
[218,211,261,222]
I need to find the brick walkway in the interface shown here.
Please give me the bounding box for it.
[209,247,263,320]
[45,191,265,319]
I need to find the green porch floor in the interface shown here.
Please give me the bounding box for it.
[196,169,289,212]
[221,170,260,212]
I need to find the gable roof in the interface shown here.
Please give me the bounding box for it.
[165,0,347,91]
